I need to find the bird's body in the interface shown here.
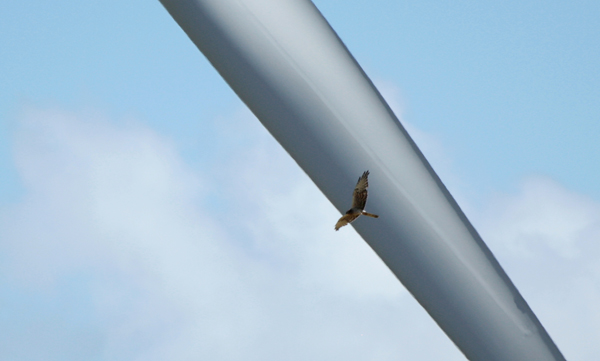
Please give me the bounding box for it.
[335,171,379,231]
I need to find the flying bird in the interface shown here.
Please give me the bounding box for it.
[335,171,379,231]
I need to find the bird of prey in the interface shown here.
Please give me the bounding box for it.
[335,171,379,231]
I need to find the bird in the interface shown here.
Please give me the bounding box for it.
[335,171,379,231]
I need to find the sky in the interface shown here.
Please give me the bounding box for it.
[1,0,599,360]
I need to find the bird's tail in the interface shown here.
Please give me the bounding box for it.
[362,211,379,218]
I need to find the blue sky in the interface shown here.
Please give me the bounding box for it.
[1,1,599,360]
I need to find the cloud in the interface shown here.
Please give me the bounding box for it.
[476,177,600,360]
[0,107,464,360]
[4,101,597,360]
[479,177,600,259]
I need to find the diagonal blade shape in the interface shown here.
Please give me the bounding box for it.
[160,0,566,359]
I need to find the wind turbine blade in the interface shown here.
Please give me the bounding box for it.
[160,0,565,360]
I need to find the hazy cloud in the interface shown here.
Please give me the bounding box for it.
[2,103,598,360]
[477,177,600,360]
[0,107,462,360]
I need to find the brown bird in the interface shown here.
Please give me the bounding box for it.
[335,171,379,231]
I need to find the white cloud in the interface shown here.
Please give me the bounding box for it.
[5,103,597,360]
[476,177,600,360]
[0,107,463,360]
[479,176,600,259]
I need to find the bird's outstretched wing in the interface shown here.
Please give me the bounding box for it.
[335,213,360,231]
[351,171,369,210]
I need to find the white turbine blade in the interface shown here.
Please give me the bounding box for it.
[160,0,565,360]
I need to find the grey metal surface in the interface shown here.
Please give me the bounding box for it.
[159,0,566,359]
